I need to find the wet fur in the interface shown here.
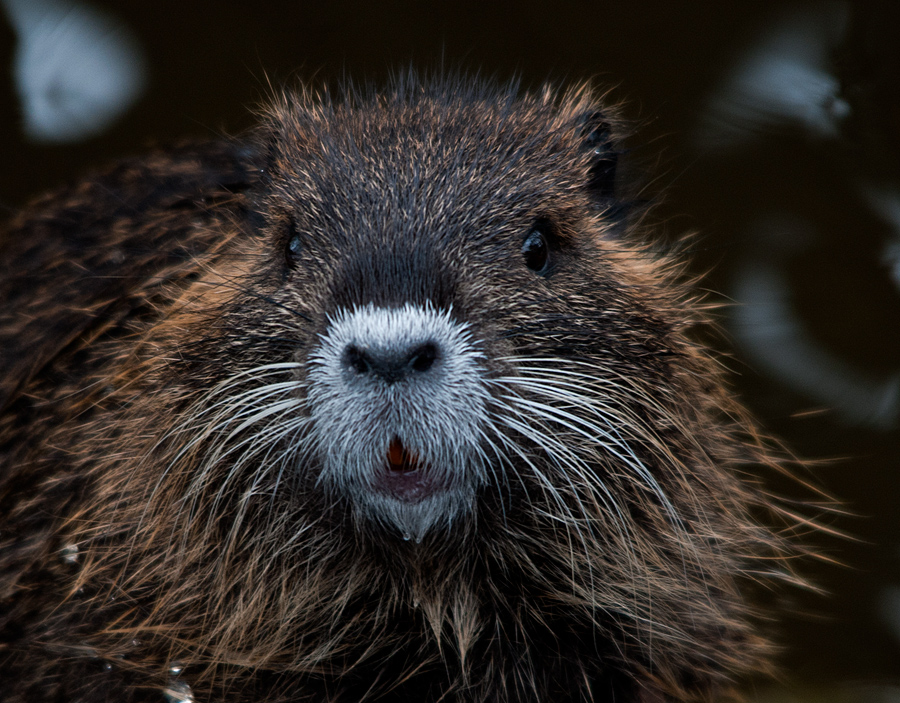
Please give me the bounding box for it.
[0,75,802,702]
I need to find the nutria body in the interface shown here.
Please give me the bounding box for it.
[0,76,799,703]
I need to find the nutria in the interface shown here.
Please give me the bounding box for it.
[0,74,803,703]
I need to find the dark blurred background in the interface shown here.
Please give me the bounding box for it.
[0,1,898,697]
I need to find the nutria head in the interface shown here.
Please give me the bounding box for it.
[1,75,804,703]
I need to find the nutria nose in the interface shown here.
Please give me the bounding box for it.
[342,341,439,383]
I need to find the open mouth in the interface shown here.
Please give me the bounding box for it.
[376,437,438,502]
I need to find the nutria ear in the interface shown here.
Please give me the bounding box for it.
[576,111,619,204]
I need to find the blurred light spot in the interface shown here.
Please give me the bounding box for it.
[695,4,850,152]
[2,0,147,143]
[884,240,900,292]
[862,186,900,293]
[732,216,899,429]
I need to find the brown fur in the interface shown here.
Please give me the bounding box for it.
[0,75,806,703]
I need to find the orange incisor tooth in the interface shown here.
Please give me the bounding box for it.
[388,439,406,468]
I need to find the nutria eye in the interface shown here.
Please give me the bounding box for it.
[285,231,302,266]
[522,229,550,274]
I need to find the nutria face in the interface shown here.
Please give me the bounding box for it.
[203,87,630,545]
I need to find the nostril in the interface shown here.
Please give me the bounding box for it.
[343,345,370,375]
[408,342,438,373]
[341,340,439,382]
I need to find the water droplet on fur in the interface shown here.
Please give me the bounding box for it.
[402,532,411,541]
[162,678,194,703]
[60,543,79,564]
[103,661,113,672]
[168,661,184,676]
[415,535,423,544]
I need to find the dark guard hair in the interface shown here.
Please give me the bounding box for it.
[0,73,809,703]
